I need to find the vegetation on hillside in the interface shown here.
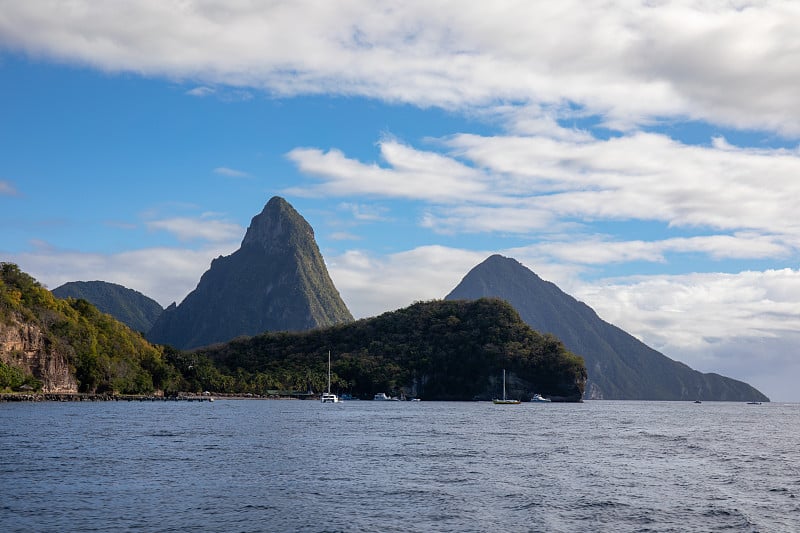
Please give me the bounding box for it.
[52,280,164,333]
[1,263,180,394]
[2,264,586,400]
[0,360,41,391]
[197,298,587,401]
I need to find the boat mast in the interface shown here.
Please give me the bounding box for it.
[502,369,506,400]
[327,350,332,394]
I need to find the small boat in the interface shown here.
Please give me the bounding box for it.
[747,401,762,405]
[373,392,392,401]
[694,400,702,404]
[531,393,551,403]
[493,369,520,405]
[321,351,340,404]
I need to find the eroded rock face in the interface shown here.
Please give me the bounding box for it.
[0,318,78,393]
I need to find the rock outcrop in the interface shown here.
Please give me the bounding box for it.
[0,318,77,393]
[147,196,354,350]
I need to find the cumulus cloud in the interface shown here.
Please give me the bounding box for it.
[286,141,489,202]
[186,85,215,97]
[146,217,243,242]
[521,233,791,265]
[579,269,800,351]
[10,243,237,307]
[2,1,800,133]
[213,166,250,178]
[338,202,389,222]
[328,246,488,319]
[575,269,800,401]
[286,130,800,262]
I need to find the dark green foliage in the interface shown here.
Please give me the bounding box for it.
[196,298,587,401]
[52,281,164,333]
[1,263,177,395]
[147,196,354,350]
[446,255,769,402]
[0,360,42,391]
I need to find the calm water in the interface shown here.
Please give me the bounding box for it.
[1,400,798,532]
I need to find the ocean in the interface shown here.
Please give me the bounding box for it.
[1,399,798,532]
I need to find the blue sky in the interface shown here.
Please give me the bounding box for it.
[2,1,800,400]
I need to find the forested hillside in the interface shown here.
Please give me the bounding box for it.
[52,280,163,333]
[197,298,587,401]
[1,263,178,394]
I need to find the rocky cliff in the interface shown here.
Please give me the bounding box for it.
[0,317,77,393]
[147,196,354,350]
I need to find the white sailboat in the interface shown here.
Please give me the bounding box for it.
[321,351,340,403]
[493,369,520,405]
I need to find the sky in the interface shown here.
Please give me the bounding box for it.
[2,1,800,401]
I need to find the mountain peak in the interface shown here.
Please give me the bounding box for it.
[447,255,768,401]
[147,196,353,350]
[240,196,313,250]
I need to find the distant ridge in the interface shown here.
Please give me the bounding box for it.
[52,281,164,333]
[446,255,769,401]
[147,196,354,350]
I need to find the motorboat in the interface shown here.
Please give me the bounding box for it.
[373,392,392,401]
[531,393,551,403]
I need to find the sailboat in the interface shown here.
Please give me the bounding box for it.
[493,369,520,404]
[321,351,340,403]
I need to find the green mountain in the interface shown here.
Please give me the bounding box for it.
[52,281,163,333]
[446,255,769,402]
[1,263,179,394]
[196,298,587,401]
[147,196,354,350]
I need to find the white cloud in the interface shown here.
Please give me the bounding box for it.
[329,231,361,241]
[286,140,489,202]
[444,132,800,237]
[578,269,800,352]
[186,85,215,97]
[338,202,389,222]
[575,269,800,401]
[522,233,790,265]
[146,217,243,242]
[286,130,800,263]
[10,243,237,307]
[328,246,488,319]
[213,166,250,178]
[3,1,800,134]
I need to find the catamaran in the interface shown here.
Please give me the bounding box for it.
[321,351,340,403]
[493,369,520,404]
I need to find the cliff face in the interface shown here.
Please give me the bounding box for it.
[147,196,353,350]
[0,317,77,393]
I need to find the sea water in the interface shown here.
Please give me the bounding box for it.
[1,400,798,532]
